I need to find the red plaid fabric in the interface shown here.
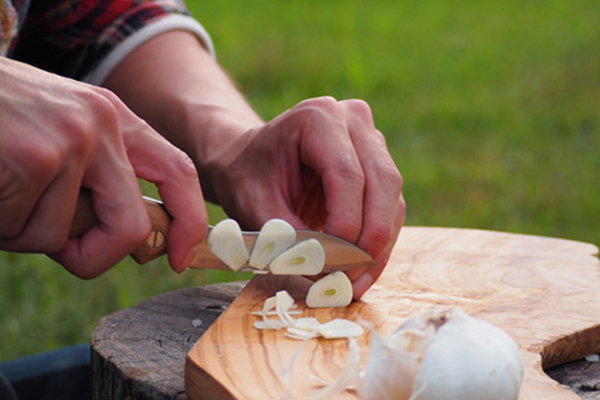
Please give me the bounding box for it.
[1,0,190,79]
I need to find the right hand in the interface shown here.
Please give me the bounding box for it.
[0,58,208,278]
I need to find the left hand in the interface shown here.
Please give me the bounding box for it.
[201,97,406,299]
[101,32,404,297]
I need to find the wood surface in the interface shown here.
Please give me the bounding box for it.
[185,226,600,400]
[91,281,246,400]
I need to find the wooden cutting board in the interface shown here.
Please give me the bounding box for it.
[185,227,600,400]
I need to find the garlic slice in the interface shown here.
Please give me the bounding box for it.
[207,219,249,271]
[275,290,296,327]
[294,338,362,400]
[306,271,353,308]
[286,318,324,340]
[293,317,322,331]
[249,219,297,269]
[269,239,325,275]
[251,291,365,341]
[317,319,364,339]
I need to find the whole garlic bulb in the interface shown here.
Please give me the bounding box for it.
[359,308,523,400]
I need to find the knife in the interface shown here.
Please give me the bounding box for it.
[70,191,376,272]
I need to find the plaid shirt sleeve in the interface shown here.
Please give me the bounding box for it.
[10,0,214,82]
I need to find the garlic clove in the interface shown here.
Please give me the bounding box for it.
[411,309,523,400]
[249,219,297,269]
[207,219,249,271]
[268,239,325,275]
[306,271,353,308]
[317,319,364,339]
[360,307,523,400]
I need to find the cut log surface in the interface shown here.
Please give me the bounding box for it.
[185,227,600,400]
[91,281,247,400]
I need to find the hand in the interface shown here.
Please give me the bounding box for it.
[0,58,207,278]
[202,97,405,299]
[98,32,405,296]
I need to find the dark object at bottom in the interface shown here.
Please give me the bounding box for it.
[0,344,91,400]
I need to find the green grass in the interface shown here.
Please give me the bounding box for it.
[1,0,599,361]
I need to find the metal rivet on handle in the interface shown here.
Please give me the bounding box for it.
[147,230,166,248]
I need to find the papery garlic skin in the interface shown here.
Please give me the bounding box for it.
[359,308,523,400]
[411,309,523,400]
[360,329,433,400]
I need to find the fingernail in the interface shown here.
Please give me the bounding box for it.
[174,249,196,273]
[352,273,375,300]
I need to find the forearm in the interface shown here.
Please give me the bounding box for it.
[103,30,263,202]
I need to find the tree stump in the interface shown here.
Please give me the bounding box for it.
[91,282,246,400]
[91,281,600,399]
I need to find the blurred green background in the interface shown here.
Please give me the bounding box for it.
[1,0,598,361]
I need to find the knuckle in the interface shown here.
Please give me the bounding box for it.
[373,129,388,145]
[293,96,341,122]
[169,149,200,182]
[77,87,121,134]
[57,116,96,156]
[345,99,373,118]
[24,140,63,180]
[298,96,339,110]
[337,158,366,184]
[368,223,394,248]
[380,163,403,190]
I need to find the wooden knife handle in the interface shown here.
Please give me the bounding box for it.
[70,190,171,264]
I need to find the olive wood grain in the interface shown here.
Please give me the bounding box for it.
[185,227,600,400]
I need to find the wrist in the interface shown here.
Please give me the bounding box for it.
[179,101,262,204]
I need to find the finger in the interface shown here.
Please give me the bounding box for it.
[340,100,404,259]
[0,139,64,241]
[114,101,208,272]
[351,198,406,300]
[1,167,83,253]
[294,172,327,231]
[0,136,86,250]
[49,95,153,278]
[296,98,365,244]
[50,146,150,279]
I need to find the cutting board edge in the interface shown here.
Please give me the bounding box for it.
[404,226,600,256]
[185,354,237,400]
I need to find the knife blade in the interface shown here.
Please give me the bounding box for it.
[70,192,376,272]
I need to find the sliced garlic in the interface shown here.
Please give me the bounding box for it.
[292,338,362,400]
[359,307,524,400]
[293,317,322,332]
[251,290,365,342]
[269,239,325,275]
[207,219,249,271]
[275,290,297,327]
[249,219,297,269]
[306,271,353,308]
[317,319,364,339]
